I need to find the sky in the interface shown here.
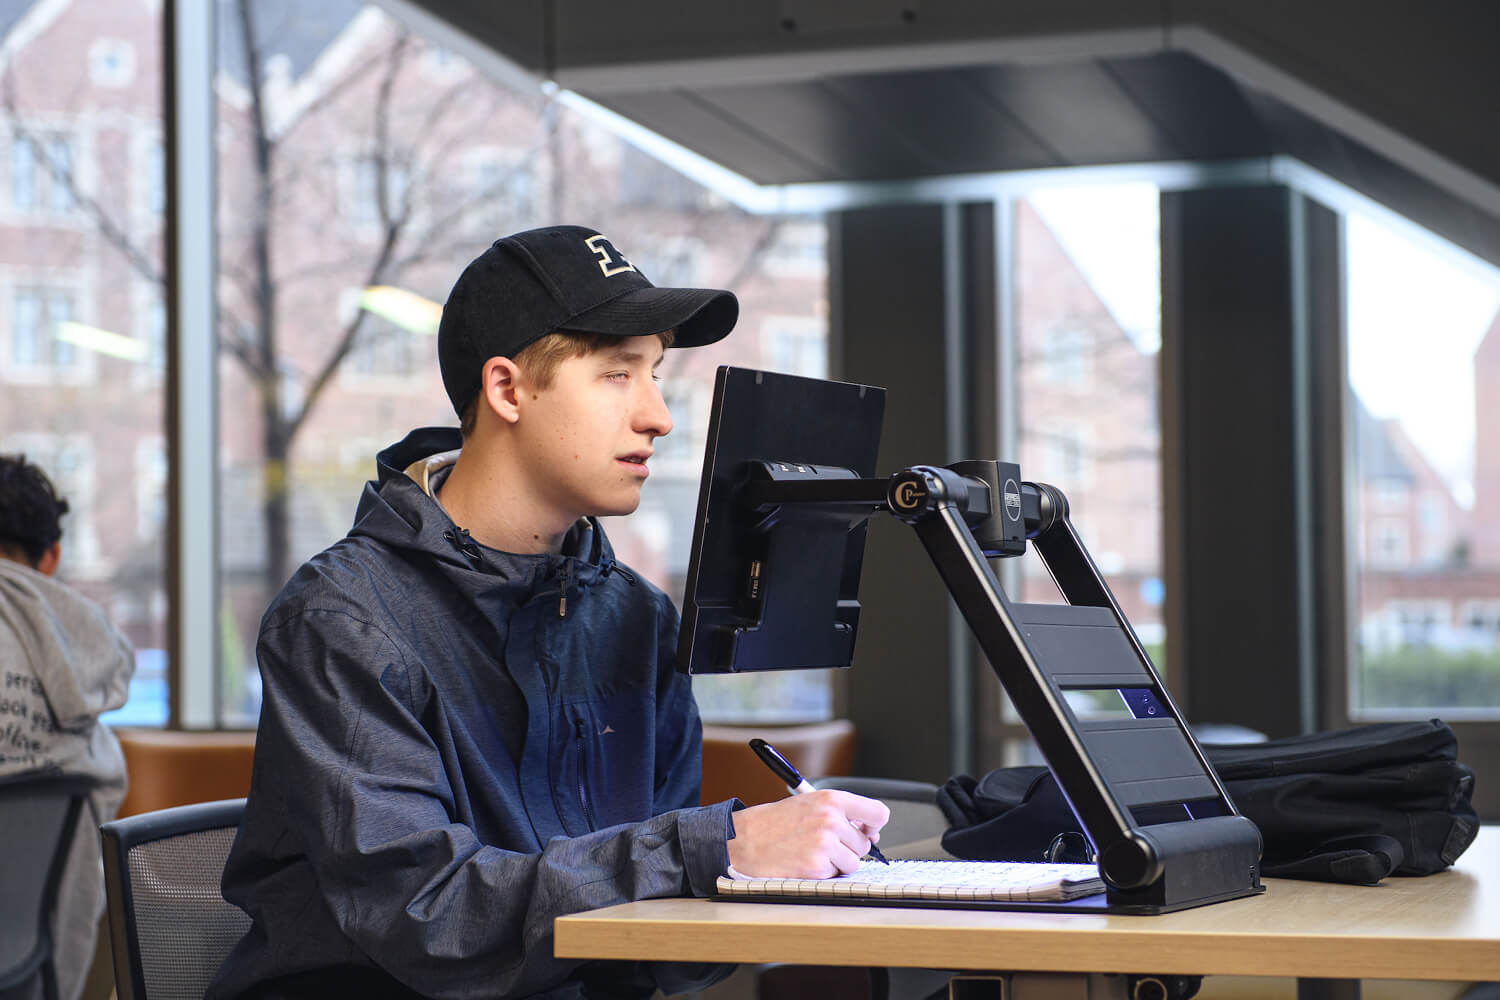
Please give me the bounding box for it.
[1345,213,1500,506]
[1029,184,1500,507]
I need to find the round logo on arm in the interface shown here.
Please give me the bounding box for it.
[1004,478,1022,521]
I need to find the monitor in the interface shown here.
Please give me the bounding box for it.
[677,366,885,674]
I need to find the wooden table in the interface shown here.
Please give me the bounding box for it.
[555,827,1500,998]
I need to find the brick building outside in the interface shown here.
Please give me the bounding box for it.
[2,0,1493,720]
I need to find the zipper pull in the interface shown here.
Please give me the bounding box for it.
[558,561,573,618]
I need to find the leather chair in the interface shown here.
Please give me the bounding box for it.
[114,728,255,817]
[701,719,855,806]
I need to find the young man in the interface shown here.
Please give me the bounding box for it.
[210,226,888,1000]
[0,453,135,1000]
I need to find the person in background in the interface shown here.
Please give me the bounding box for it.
[0,453,135,1000]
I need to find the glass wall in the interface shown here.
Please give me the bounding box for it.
[1346,211,1500,716]
[1013,183,1165,689]
[0,0,168,725]
[210,3,830,724]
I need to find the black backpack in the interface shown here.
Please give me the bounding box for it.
[937,719,1479,884]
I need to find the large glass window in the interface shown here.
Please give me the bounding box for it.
[212,5,829,724]
[1014,185,1164,667]
[0,0,167,725]
[1346,212,1500,714]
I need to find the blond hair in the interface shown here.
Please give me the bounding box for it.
[459,328,675,437]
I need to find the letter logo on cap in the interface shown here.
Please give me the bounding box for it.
[585,234,638,277]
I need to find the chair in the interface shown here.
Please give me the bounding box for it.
[0,773,94,1000]
[701,720,856,806]
[100,798,249,1000]
[114,728,256,818]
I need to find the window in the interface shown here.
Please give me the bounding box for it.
[89,38,137,87]
[1372,476,1411,512]
[763,220,827,279]
[9,286,80,374]
[1347,209,1500,715]
[45,136,74,214]
[141,290,166,377]
[1417,492,1449,565]
[1383,600,1450,647]
[762,315,827,380]
[10,135,36,209]
[1369,518,1409,568]
[136,132,166,221]
[465,147,534,233]
[8,132,76,214]
[135,438,166,541]
[344,154,411,229]
[1012,183,1163,750]
[213,8,830,726]
[1460,601,1500,637]
[0,0,168,724]
[1038,325,1091,385]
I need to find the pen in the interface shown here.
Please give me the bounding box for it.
[749,737,889,864]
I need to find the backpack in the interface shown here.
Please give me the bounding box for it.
[937,719,1479,885]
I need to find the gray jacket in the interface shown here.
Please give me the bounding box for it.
[0,556,134,1000]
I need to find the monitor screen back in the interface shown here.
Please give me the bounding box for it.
[677,366,885,674]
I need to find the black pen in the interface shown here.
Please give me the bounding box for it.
[749,737,889,864]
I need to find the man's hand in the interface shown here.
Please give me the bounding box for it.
[726,790,890,879]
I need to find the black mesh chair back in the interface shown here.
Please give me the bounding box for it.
[100,798,249,1000]
[0,773,93,1000]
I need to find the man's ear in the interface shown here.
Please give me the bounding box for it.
[479,357,523,426]
[37,541,61,577]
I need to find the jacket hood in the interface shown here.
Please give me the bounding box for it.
[347,427,630,608]
[0,558,134,730]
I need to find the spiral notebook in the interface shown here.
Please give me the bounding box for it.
[716,859,1105,905]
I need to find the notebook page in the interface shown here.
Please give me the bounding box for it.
[717,859,1104,902]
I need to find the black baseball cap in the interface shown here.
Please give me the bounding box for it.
[437,225,738,415]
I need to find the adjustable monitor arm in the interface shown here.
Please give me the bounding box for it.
[745,461,1262,906]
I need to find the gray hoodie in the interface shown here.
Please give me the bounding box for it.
[0,556,134,1000]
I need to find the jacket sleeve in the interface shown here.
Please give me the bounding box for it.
[640,597,741,997]
[248,604,736,1000]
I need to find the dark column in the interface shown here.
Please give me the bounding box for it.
[1161,185,1343,739]
[829,202,999,783]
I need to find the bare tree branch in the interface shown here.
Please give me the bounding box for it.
[284,35,411,443]
[2,73,165,288]
[722,218,784,291]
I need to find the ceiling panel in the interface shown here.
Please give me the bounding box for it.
[598,90,832,184]
[1102,52,1268,162]
[959,61,1181,167]
[817,69,1062,176]
[691,80,941,181]
[393,0,1500,266]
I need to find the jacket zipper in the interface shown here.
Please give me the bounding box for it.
[574,718,596,830]
[558,561,573,618]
